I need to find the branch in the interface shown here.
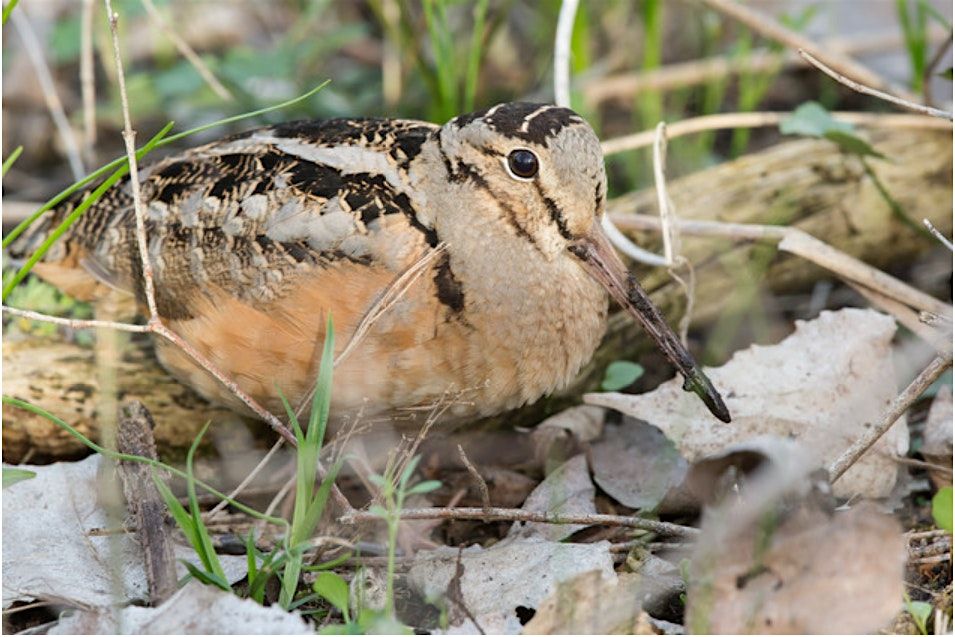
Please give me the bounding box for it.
[340,506,700,538]
[799,49,953,121]
[829,355,953,482]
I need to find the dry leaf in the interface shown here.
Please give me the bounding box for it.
[522,570,643,634]
[590,421,687,512]
[685,444,905,634]
[2,455,247,609]
[408,538,614,633]
[49,581,312,634]
[922,385,953,488]
[585,309,907,498]
[508,454,596,542]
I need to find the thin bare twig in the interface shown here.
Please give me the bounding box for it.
[457,445,490,511]
[923,219,954,251]
[600,111,952,155]
[799,49,953,121]
[11,7,86,180]
[829,355,953,483]
[207,438,285,519]
[553,0,579,108]
[583,28,949,106]
[140,0,233,101]
[341,507,700,538]
[1,305,149,332]
[699,0,920,103]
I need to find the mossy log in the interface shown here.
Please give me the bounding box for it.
[3,127,951,459]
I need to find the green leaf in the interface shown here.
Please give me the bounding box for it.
[181,560,232,591]
[186,423,229,588]
[153,473,200,551]
[406,480,442,496]
[779,101,854,138]
[367,504,389,519]
[313,571,351,621]
[2,468,36,489]
[905,598,933,635]
[2,0,20,26]
[823,131,886,159]
[601,361,645,391]
[932,486,953,533]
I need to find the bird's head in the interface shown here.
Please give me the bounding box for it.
[426,102,730,423]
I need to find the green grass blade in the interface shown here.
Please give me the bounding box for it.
[153,472,201,551]
[181,561,231,591]
[307,316,335,448]
[185,422,229,585]
[3,122,174,250]
[2,396,288,527]
[2,145,23,177]
[2,467,36,489]
[2,0,19,26]
[463,0,489,112]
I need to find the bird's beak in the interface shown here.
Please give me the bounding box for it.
[570,224,731,423]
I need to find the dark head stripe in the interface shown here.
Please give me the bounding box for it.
[452,102,583,145]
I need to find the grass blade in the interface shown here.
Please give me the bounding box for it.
[2,145,23,177]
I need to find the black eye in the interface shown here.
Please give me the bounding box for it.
[507,149,539,179]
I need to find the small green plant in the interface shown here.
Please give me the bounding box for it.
[601,360,645,391]
[153,423,232,591]
[2,468,36,489]
[932,486,953,534]
[905,592,934,635]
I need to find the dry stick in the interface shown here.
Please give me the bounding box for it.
[340,507,700,538]
[100,1,299,448]
[799,49,953,121]
[698,0,920,104]
[1,306,149,332]
[923,219,954,251]
[11,8,86,180]
[457,444,490,511]
[140,0,233,101]
[829,355,953,483]
[207,437,285,519]
[601,111,952,155]
[583,29,949,106]
[610,214,952,320]
[847,282,951,356]
[80,0,97,166]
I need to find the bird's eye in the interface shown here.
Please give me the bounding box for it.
[506,149,539,180]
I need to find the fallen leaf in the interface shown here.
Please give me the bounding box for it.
[2,455,247,609]
[408,537,614,632]
[685,445,905,634]
[585,308,908,498]
[48,581,312,634]
[507,454,596,542]
[590,420,687,512]
[922,385,953,488]
[522,570,643,634]
[530,405,605,471]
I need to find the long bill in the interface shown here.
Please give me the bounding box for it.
[570,225,732,423]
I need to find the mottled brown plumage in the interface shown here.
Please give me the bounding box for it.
[11,102,729,426]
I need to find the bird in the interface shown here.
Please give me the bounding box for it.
[9,102,730,427]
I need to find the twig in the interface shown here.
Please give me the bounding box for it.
[207,438,285,519]
[799,49,953,121]
[652,123,678,266]
[341,507,700,538]
[116,401,177,605]
[11,7,86,180]
[924,31,953,106]
[699,0,920,103]
[553,0,579,108]
[100,1,301,449]
[583,29,950,106]
[1,306,149,332]
[80,0,96,166]
[829,355,953,483]
[600,111,952,155]
[140,0,233,101]
[457,445,490,511]
[923,219,954,251]
[610,214,952,321]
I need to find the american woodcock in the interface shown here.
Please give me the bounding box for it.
[10,102,731,425]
